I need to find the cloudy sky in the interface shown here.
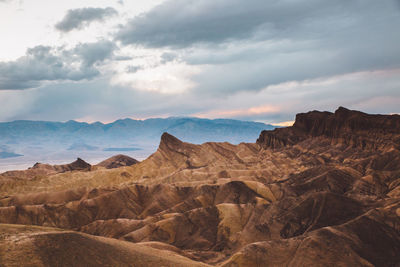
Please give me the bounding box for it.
[0,0,399,124]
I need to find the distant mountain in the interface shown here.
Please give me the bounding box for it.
[96,154,139,169]
[0,117,274,145]
[0,117,275,169]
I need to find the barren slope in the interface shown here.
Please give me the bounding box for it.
[0,107,399,266]
[0,224,210,267]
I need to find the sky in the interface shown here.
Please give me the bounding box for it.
[0,0,399,124]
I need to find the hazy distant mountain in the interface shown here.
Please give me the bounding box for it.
[0,117,274,145]
[0,117,275,170]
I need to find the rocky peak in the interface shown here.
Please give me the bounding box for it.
[30,162,54,171]
[294,107,400,136]
[258,107,400,150]
[97,154,139,169]
[158,132,184,151]
[68,158,91,171]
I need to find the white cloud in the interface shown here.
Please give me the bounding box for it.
[0,0,163,60]
[0,40,115,90]
[111,61,201,94]
[55,7,118,32]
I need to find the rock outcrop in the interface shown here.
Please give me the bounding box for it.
[0,158,91,185]
[257,106,400,150]
[96,154,139,169]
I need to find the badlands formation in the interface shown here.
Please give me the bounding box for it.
[0,107,399,266]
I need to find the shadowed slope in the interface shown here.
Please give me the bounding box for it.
[257,107,400,150]
[221,202,400,267]
[96,154,139,169]
[0,224,210,267]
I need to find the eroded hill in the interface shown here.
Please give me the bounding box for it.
[0,107,399,266]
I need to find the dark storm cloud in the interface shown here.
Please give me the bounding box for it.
[116,0,360,47]
[116,0,400,95]
[55,7,118,32]
[73,40,116,67]
[188,30,400,95]
[0,41,115,90]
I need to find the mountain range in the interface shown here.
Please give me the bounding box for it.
[0,107,399,266]
[0,117,274,144]
[0,117,275,171]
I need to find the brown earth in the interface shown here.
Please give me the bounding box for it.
[0,107,399,266]
[96,154,139,169]
[0,224,209,267]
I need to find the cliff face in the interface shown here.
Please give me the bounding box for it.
[257,107,400,150]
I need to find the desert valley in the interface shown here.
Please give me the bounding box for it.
[0,107,399,266]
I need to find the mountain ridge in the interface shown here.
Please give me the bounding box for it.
[1,116,273,129]
[257,106,400,150]
[0,116,275,171]
[0,117,275,144]
[0,107,399,266]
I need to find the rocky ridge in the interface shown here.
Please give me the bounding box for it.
[257,106,400,150]
[96,154,139,169]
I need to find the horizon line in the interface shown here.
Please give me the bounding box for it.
[0,116,287,126]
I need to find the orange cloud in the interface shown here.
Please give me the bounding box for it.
[273,120,294,127]
[193,105,279,118]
